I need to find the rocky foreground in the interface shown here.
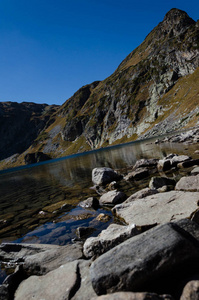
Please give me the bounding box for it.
[0,136,199,299]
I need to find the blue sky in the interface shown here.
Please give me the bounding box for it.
[0,0,198,105]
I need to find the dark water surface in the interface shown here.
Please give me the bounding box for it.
[0,137,198,246]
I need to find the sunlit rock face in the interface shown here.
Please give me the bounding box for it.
[1,9,199,168]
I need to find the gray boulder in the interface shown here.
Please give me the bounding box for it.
[191,167,199,175]
[157,159,171,171]
[83,223,140,258]
[133,159,158,169]
[113,191,199,226]
[124,168,149,181]
[149,177,176,190]
[91,292,174,299]
[170,155,191,167]
[180,280,199,300]
[99,190,127,206]
[175,174,199,192]
[92,168,121,185]
[15,260,79,300]
[157,154,190,171]
[90,220,199,296]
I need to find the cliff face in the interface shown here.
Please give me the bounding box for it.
[0,102,59,160]
[51,8,199,153]
[0,8,199,168]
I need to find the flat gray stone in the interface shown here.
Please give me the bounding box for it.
[175,175,199,191]
[15,260,79,300]
[91,292,174,299]
[113,191,199,226]
[99,190,127,206]
[0,242,83,276]
[124,188,158,204]
[83,223,140,258]
[90,220,199,295]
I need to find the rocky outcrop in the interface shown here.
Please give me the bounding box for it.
[113,191,199,226]
[90,219,199,297]
[55,8,199,150]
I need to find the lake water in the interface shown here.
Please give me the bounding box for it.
[0,137,198,246]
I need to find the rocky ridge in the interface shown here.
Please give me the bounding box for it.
[0,8,199,170]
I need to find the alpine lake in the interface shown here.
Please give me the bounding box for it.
[0,136,198,247]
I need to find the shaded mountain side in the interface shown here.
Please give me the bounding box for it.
[0,102,59,160]
[0,8,199,170]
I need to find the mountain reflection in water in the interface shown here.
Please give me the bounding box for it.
[0,137,198,245]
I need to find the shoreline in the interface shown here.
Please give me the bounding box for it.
[0,128,199,299]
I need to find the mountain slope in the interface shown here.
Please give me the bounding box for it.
[0,102,59,160]
[0,8,199,169]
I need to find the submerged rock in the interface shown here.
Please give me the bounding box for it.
[76,227,96,239]
[78,197,99,210]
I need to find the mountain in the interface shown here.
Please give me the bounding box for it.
[0,8,199,169]
[0,102,59,160]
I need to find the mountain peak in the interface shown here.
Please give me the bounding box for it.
[161,8,195,34]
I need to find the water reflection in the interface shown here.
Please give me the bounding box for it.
[0,137,198,245]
